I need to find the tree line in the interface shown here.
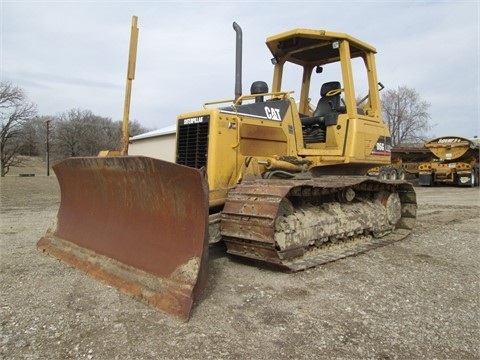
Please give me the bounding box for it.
[0,82,149,176]
[0,81,432,177]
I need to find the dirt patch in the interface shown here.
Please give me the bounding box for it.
[1,170,479,359]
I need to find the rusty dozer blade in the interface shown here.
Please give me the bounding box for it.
[37,156,209,321]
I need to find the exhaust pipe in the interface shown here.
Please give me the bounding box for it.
[233,22,242,101]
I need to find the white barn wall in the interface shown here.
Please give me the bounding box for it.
[129,133,176,162]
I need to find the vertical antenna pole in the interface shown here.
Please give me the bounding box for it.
[120,16,139,155]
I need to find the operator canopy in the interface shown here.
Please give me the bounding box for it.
[266,29,377,66]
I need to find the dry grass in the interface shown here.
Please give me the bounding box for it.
[4,156,50,177]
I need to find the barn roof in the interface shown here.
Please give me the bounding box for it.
[130,124,176,141]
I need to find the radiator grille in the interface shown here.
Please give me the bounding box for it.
[176,116,209,169]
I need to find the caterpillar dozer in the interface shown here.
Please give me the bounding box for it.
[38,22,417,321]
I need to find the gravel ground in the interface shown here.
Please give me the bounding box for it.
[1,172,479,360]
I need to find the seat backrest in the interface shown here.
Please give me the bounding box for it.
[313,81,341,117]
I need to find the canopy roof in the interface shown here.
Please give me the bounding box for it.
[266,29,376,67]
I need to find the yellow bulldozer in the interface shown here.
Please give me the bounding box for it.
[38,21,417,321]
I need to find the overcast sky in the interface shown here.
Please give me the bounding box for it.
[2,0,479,139]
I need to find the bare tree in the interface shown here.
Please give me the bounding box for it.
[113,119,150,138]
[19,116,51,157]
[53,109,104,158]
[381,85,432,146]
[52,109,150,161]
[0,82,38,176]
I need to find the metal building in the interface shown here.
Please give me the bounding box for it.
[129,124,176,161]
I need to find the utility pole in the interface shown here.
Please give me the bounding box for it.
[46,119,51,176]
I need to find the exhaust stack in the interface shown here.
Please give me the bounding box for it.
[233,22,242,101]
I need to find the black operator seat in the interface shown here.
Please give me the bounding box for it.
[301,81,342,127]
